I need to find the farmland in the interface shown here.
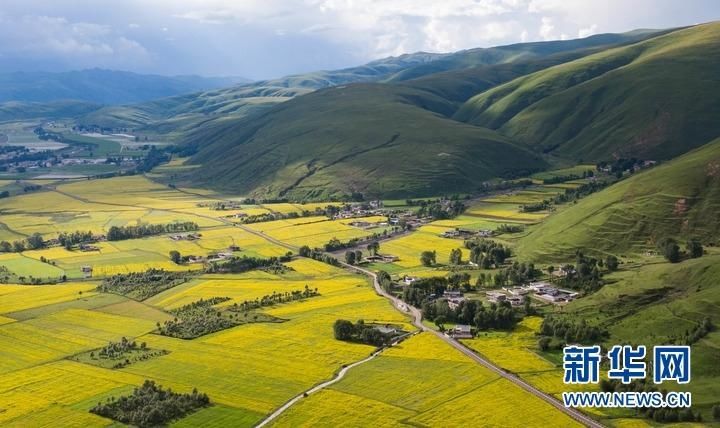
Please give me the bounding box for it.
[0,164,714,426]
[0,173,594,427]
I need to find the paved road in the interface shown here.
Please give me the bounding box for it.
[53,183,601,428]
[340,261,604,428]
[237,223,603,427]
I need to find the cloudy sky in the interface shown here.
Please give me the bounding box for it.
[0,0,717,79]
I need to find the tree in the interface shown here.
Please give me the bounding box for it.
[538,336,551,351]
[344,251,356,265]
[26,233,45,250]
[420,250,436,267]
[449,248,462,265]
[605,255,619,271]
[12,241,25,252]
[546,265,555,277]
[169,250,182,264]
[366,241,380,256]
[0,241,11,252]
[686,238,703,258]
[355,250,362,263]
[333,319,355,340]
[434,315,447,331]
[713,404,720,421]
[299,245,311,257]
[662,239,681,263]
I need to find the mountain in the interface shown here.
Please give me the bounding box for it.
[186,83,547,200]
[0,69,249,105]
[385,29,667,82]
[514,137,720,262]
[75,29,665,134]
[174,30,675,199]
[454,23,720,162]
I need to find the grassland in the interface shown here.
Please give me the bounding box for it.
[455,22,720,162]
[514,138,720,262]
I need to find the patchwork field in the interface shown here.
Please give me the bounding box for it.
[0,172,644,426]
[272,333,581,427]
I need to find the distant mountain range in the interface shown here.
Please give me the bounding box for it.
[0,69,250,105]
[3,23,720,206]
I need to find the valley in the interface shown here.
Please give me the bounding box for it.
[0,16,719,428]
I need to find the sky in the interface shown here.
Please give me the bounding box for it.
[0,0,717,79]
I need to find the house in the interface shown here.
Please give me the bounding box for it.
[503,286,528,296]
[449,324,473,339]
[446,297,466,310]
[478,229,493,238]
[401,276,418,286]
[507,296,524,306]
[443,291,464,299]
[486,291,506,303]
[81,265,93,278]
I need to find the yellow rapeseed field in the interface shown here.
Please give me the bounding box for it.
[379,226,468,268]
[0,282,97,314]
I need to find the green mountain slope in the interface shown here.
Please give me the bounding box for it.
[455,23,720,162]
[185,83,547,199]
[386,30,667,82]
[77,30,666,136]
[514,137,720,261]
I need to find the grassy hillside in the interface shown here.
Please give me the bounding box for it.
[387,29,667,82]
[560,253,720,417]
[76,53,444,132]
[514,137,720,261]
[0,69,248,105]
[77,30,666,137]
[185,83,547,200]
[455,22,720,161]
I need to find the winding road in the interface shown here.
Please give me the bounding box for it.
[49,183,602,427]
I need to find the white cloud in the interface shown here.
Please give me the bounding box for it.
[578,23,598,38]
[539,16,556,40]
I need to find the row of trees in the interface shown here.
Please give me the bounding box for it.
[0,232,45,253]
[298,245,341,266]
[58,230,95,249]
[228,285,320,312]
[204,255,292,274]
[538,317,606,350]
[107,222,198,241]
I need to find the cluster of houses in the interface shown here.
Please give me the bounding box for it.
[486,281,579,305]
[440,228,493,239]
[185,245,240,264]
